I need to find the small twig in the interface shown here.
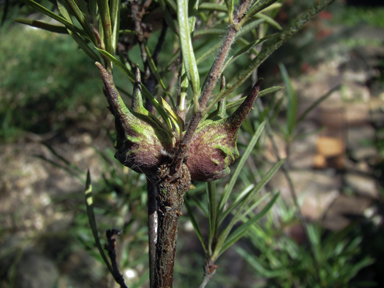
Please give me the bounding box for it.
[198,261,219,288]
[105,229,128,288]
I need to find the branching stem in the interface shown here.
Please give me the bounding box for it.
[172,0,253,172]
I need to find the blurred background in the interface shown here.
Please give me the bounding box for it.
[1,0,384,287]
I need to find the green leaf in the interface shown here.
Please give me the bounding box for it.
[96,49,173,130]
[34,155,84,183]
[218,184,255,224]
[165,0,177,12]
[56,0,100,61]
[279,63,297,137]
[224,0,234,23]
[63,0,97,44]
[159,0,178,34]
[221,32,274,74]
[297,85,341,125]
[97,0,114,58]
[177,0,200,109]
[206,86,284,119]
[110,0,121,54]
[84,170,114,275]
[21,0,86,37]
[185,197,207,253]
[41,142,85,176]
[69,28,101,62]
[219,121,266,211]
[235,246,282,278]
[205,0,337,114]
[14,18,68,33]
[242,0,279,24]
[161,97,182,137]
[213,158,284,261]
[195,18,264,67]
[198,3,227,13]
[220,193,279,256]
[194,27,227,37]
[145,45,172,98]
[254,12,282,30]
[207,181,218,255]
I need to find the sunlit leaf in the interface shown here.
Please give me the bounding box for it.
[185,197,207,253]
[84,170,114,275]
[220,193,279,255]
[96,49,172,130]
[219,121,266,211]
[177,0,200,109]
[206,0,336,114]
[14,18,68,33]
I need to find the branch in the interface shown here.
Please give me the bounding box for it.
[147,179,158,287]
[105,229,128,288]
[198,261,219,288]
[171,0,254,173]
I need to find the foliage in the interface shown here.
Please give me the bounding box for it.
[5,0,341,287]
[332,6,384,29]
[0,25,104,141]
[236,198,375,288]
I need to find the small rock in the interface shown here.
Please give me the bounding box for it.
[301,189,339,221]
[352,146,377,161]
[345,102,370,126]
[344,173,379,198]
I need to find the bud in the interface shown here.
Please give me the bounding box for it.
[186,80,263,182]
[96,62,174,176]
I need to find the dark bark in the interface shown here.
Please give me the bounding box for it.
[147,179,158,288]
[154,163,191,287]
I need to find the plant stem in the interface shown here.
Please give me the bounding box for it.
[147,179,158,288]
[198,261,218,288]
[155,164,191,287]
[172,0,253,172]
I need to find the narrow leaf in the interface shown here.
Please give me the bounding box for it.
[242,0,279,24]
[219,121,266,211]
[207,181,218,255]
[177,0,200,108]
[161,97,182,137]
[84,170,114,274]
[235,246,282,277]
[198,3,227,12]
[110,0,121,53]
[279,63,297,136]
[254,12,282,30]
[69,29,101,62]
[220,193,279,255]
[297,85,340,124]
[205,0,336,114]
[145,45,171,97]
[97,0,114,62]
[14,18,68,33]
[206,86,284,120]
[96,49,172,130]
[185,197,207,253]
[213,158,284,261]
[21,0,85,36]
[63,0,97,44]
[159,0,178,34]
